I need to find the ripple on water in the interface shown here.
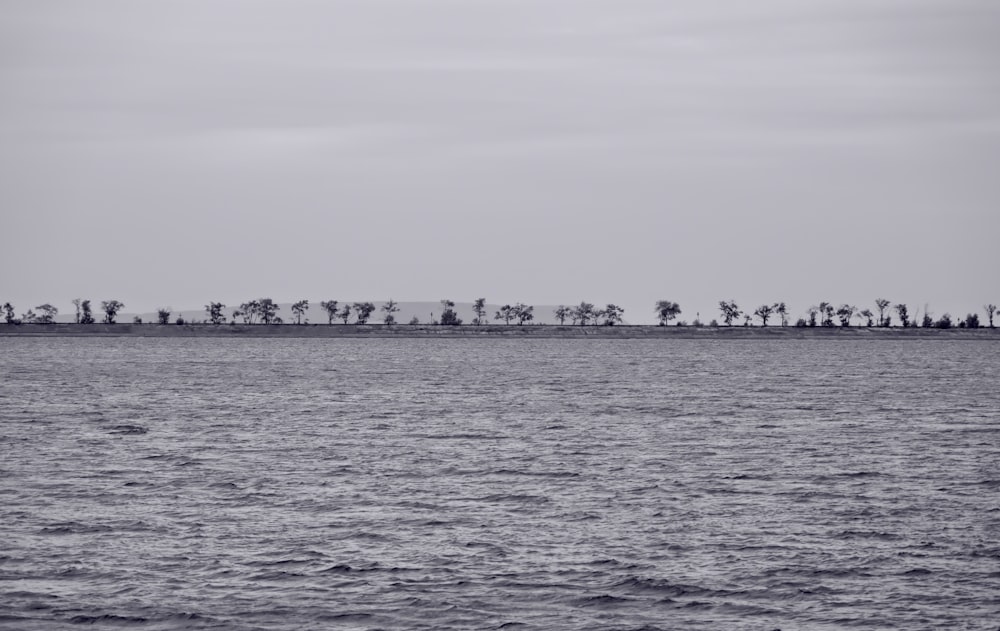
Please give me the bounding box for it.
[0,337,998,630]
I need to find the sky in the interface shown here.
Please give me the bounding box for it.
[2,0,998,324]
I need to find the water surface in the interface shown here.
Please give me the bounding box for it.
[1,337,998,629]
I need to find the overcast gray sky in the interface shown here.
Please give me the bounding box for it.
[2,0,998,323]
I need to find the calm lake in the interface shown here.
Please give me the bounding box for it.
[1,337,998,630]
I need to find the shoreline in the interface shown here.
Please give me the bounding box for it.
[2,323,998,339]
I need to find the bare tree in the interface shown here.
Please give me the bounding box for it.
[754,304,774,326]
[718,300,740,326]
[985,304,997,328]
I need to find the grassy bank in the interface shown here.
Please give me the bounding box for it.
[2,323,998,339]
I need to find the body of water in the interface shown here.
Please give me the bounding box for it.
[1,337,998,629]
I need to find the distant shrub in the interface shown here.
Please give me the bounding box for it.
[709,319,718,327]
[964,313,980,329]
[921,313,934,328]
[133,316,143,324]
[692,318,702,327]
[408,316,420,325]
[676,320,687,326]
[175,315,186,325]
[935,314,952,329]
[157,308,171,325]
[795,318,808,327]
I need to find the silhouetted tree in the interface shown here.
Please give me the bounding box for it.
[921,311,934,328]
[408,316,420,325]
[964,313,980,329]
[21,309,37,323]
[382,299,399,324]
[2,302,15,324]
[603,304,624,326]
[775,302,788,326]
[875,298,891,327]
[157,308,171,325]
[472,298,487,325]
[836,304,855,327]
[353,302,376,324]
[935,314,953,329]
[35,304,58,324]
[72,298,82,323]
[554,305,571,325]
[320,300,339,324]
[802,306,815,327]
[718,300,740,326]
[859,309,874,327]
[573,302,595,326]
[339,304,351,324]
[824,304,836,327]
[894,303,909,328]
[258,298,279,324]
[817,302,833,327]
[239,300,260,324]
[754,304,774,326]
[513,303,534,325]
[592,306,606,324]
[985,304,997,328]
[495,304,515,325]
[101,300,124,324]
[291,300,309,324]
[439,299,462,325]
[656,300,682,326]
[80,300,94,324]
[175,314,186,325]
[205,302,226,325]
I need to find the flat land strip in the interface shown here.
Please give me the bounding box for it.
[2,324,998,339]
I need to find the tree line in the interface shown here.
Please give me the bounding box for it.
[713,299,996,329]
[1,297,996,329]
